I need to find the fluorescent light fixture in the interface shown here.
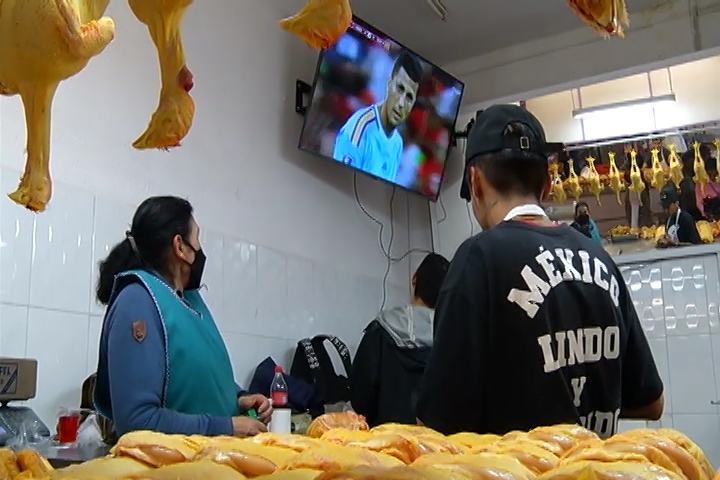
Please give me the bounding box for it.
[425,0,447,20]
[572,94,677,119]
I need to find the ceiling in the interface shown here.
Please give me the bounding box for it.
[351,0,672,66]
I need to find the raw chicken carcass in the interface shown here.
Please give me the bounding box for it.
[564,160,583,201]
[649,148,666,190]
[549,163,567,204]
[692,141,710,196]
[0,0,115,211]
[412,452,536,480]
[281,444,404,471]
[607,152,625,204]
[194,437,299,476]
[128,0,195,150]
[667,144,683,188]
[567,0,629,37]
[125,460,247,480]
[53,456,152,478]
[447,432,501,449]
[540,460,685,480]
[628,150,645,206]
[250,433,326,452]
[279,0,352,50]
[586,156,603,205]
[307,412,369,438]
[110,430,200,466]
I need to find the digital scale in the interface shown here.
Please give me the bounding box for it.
[0,358,51,445]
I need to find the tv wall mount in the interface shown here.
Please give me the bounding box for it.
[295,80,312,116]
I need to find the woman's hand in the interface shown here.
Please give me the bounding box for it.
[231,416,267,437]
[239,394,273,424]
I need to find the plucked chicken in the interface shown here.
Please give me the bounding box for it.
[667,144,683,188]
[307,412,369,438]
[549,163,567,203]
[564,160,583,201]
[125,460,246,480]
[628,150,645,206]
[607,152,625,204]
[110,430,201,466]
[586,156,603,205]
[692,141,710,196]
[0,0,115,211]
[649,148,666,190]
[566,0,629,37]
[194,437,299,476]
[282,443,404,471]
[539,460,684,480]
[53,456,151,478]
[412,452,536,480]
[279,0,352,50]
[129,0,195,150]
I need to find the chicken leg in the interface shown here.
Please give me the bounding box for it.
[279,0,353,50]
[129,0,195,150]
[0,0,114,211]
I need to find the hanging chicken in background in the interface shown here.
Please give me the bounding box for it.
[129,0,195,150]
[667,144,683,188]
[565,160,584,201]
[279,0,353,50]
[628,150,645,206]
[0,0,115,212]
[549,163,567,203]
[566,0,629,37]
[606,152,624,204]
[586,156,603,205]
[692,141,710,196]
[649,148,666,190]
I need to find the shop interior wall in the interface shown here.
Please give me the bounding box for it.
[0,0,433,426]
[527,56,720,143]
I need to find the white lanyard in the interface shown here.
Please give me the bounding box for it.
[504,204,548,222]
[666,209,681,231]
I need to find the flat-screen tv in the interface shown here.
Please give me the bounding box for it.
[298,17,465,201]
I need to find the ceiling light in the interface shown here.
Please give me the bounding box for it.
[572,94,677,120]
[425,0,447,21]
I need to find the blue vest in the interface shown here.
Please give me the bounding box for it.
[108,269,239,417]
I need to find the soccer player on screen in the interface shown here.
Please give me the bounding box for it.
[333,51,422,182]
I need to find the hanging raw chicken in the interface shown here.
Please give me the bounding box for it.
[0,0,115,211]
[564,160,584,202]
[549,163,567,203]
[692,141,710,196]
[129,0,195,150]
[566,0,629,37]
[279,0,353,50]
[667,144,683,188]
[607,152,625,204]
[628,150,645,206]
[586,156,603,205]
[649,148,666,190]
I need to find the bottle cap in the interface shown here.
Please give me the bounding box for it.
[274,365,283,373]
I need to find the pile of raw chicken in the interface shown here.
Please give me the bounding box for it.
[0,0,625,212]
[550,142,715,208]
[2,411,716,480]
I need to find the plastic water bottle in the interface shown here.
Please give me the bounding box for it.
[269,366,291,433]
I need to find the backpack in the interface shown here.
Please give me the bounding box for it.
[290,335,352,418]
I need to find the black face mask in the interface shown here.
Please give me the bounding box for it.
[576,213,590,226]
[183,241,206,291]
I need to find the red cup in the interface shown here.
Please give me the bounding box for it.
[57,409,81,444]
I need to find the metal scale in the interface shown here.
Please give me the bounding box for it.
[0,358,51,445]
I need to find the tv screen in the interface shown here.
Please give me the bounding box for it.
[298,17,465,201]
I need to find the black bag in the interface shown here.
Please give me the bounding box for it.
[248,356,316,413]
[290,335,352,418]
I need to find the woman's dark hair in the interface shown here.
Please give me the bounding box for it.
[413,253,450,309]
[96,196,194,305]
[575,201,590,215]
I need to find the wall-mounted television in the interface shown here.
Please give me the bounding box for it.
[298,17,465,202]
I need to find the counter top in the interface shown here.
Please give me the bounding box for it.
[607,240,720,265]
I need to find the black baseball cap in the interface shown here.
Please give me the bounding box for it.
[460,105,550,201]
[660,185,679,208]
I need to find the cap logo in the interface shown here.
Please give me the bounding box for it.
[520,136,530,150]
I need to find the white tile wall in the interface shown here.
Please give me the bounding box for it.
[0,167,409,428]
[621,256,720,466]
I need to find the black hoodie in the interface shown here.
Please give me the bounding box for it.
[350,306,433,427]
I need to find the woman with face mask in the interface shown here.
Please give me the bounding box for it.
[93,196,271,438]
[570,201,602,243]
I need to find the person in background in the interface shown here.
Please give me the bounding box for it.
[697,156,720,219]
[658,185,702,247]
[680,150,703,221]
[416,105,663,438]
[350,253,450,427]
[570,201,602,243]
[94,196,271,437]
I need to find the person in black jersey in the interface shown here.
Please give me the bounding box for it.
[658,185,701,247]
[416,105,664,438]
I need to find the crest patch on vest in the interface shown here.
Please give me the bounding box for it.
[132,320,146,343]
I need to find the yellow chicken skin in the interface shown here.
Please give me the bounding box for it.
[692,141,710,196]
[649,148,665,190]
[549,163,567,204]
[129,0,195,150]
[628,150,645,206]
[279,0,352,50]
[564,160,583,201]
[0,0,115,211]
[607,152,625,205]
[586,156,603,205]
[667,144,683,188]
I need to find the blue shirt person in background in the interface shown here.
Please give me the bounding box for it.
[570,201,602,243]
[333,51,423,182]
[93,196,272,437]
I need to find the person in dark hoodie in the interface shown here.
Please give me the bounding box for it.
[350,253,450,427]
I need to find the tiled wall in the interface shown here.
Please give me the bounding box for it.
[619,255,720,466]
[0,167,409,428]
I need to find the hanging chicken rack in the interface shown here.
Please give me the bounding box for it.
[563,121,720,151]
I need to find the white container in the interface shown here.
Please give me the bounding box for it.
[269,408,292,434]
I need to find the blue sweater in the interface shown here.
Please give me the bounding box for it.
[96,283,246,436]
